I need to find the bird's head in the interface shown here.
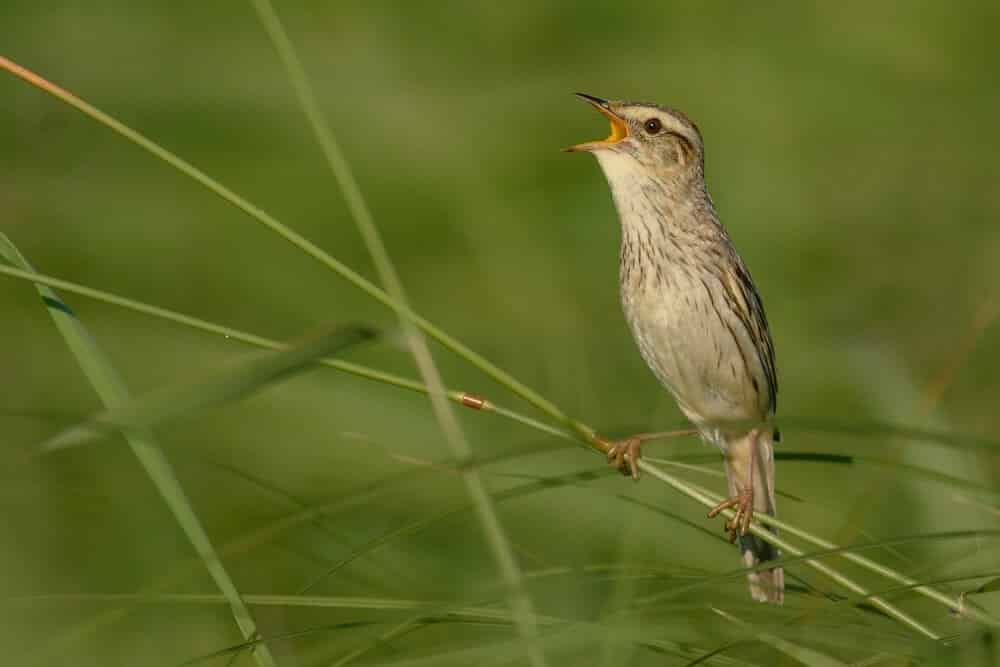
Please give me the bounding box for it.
[566,93,705,184]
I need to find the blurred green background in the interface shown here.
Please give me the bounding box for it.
[4,1,1000,665]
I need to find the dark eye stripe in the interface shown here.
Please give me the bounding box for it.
[667,130,696,156]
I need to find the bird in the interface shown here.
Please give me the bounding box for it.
[567,93,783,603]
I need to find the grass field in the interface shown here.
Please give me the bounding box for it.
[4,2,1000,665]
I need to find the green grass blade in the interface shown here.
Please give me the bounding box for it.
[0,263,577,444]
[780,416,1000,455]
[247,4,546,665]
[709,607,850,667]
[634,459,942,639]
[0,54,566,427]
[296,468,626,594]
[10,591,919,665]
[968,577,1000,596]
[637,530,1000,605]
[40,323,375,451]
[0,233,280,667]
[638,464,1000,628]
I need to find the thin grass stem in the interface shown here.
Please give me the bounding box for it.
[728,499,997,626]
[0,236,279,667]
[9,593,756,666]
[663,471,1000,628]
[245,6,545,665]
[0,264,464,406]
[0,54,566,428]
[635,459,942,640]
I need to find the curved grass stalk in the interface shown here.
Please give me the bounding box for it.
[659,471,1000,629]
[4,258,995,463]
[0,258,574,447]
[635,460,942,639]
[10,584,941,656]
[0,55,568,428]
[2,55,994,639]
[779,526,998,624]
[635,527,1000,606]
[0,237,279,667]
[3,593,766,666]
[707,606,849,667]
[780,416,1000,455]
[246,5,544,664]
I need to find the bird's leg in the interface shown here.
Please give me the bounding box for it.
[607,436,643,480]
[707,487,754,543]
[595,434,651,481]
[707,429,759,542]
[597,429,697,481]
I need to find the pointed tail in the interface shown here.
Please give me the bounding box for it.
[724,428,783,603]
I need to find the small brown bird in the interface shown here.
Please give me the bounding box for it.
[568,93,783,603]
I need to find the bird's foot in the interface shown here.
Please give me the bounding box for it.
[708,487,754,542]
[606,437,642,481]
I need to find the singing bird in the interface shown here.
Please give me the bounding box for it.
[567,93,783,603]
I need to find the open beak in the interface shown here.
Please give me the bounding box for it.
[565,93,629,152]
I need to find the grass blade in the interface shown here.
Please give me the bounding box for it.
[634,459,942,639]
[40,323,375,451]
[0,262,578,441]
[968,578,1000,596]
[709,607,850,667]
[247,3,546,665]
[0,233,280,667]
[0,54,567,426]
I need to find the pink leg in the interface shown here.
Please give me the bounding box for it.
[606,436,643,481]
[707,429,760,541]
[597,429,697,482]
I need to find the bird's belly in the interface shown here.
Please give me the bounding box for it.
[623,285,763,428]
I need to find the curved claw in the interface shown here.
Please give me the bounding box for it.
[708,489,755,542]
[607,437,642,481]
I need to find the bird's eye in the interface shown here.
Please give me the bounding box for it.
[644,118,662,135]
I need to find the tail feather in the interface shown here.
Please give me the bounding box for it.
[724,429,783,603]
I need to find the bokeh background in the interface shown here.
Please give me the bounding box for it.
[4,1,1000,665]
